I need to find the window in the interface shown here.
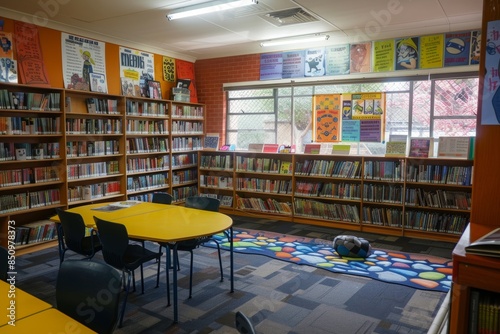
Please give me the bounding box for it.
[226,76,478,154]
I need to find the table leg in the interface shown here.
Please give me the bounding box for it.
[173,243,178,323]
[166,244,171,307]
[230,227,234,292]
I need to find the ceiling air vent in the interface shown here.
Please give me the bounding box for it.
[261,7,319,26]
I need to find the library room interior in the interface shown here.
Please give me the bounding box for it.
[0,0,498,333]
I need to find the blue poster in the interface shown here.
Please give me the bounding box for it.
[304,48,325,77]
[282,51,304,78]
[482,20,500,125]
[341,120,360,142]
[396,37,419,70]
[444,31,471,67]
[260,53,283,81]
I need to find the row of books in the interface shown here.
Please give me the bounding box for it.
[172,169,197,185]
[199,154,233,170]
[404,210,468,234]
[363,160,404,181]
[236,156,287,174]
[126,155,170,173]
[406,164,473,185]
[293,198,360,222]
[236,195,292,215]
[0,142,60,161]
[67,140,119,157]
[171,120,203,134]
[199,175,233,189]
[199,193,234,207]
[363,184,403,203]
[295,181,361,200]
[0,166,60,187]
[362,206,402,227]
[126,137,169,154]
[0,90,61,110]
[126,99,168,117]
[85,97,119,114]
[14,220,58,246]
[126,119,169,134]
[67,161,120,180]
[405,188,471,210]
[172,185,198,202]
[236,178,292,194]
[127,173,168,192]
[68,182,121,201]
[171,105,203,118]
[0,189,60,213]
[0,116,61,135]
[171,136,202,151]
[295,159,362,178]
[469,290,500,334]
[65,118,122,134]
[171,153,198,168]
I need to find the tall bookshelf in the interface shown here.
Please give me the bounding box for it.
[0,82,65,253]
[198,151,473,242]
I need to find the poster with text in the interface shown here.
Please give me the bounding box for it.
[305,48,325,77]
[325,44,350,76]
[119,46,154,97]
[313,94,341,142]
[420,34,444,69]
[349,92,385,142]
[62,33,105,90]
[341,119,360,142]
[470,30,481,65]
[396,37,419,70]
[260,53,283,80]
[350,43,371,73]
[373,40,395,72]
[444,31,471,67]
[282,51,304,78]
[481,20,500,125]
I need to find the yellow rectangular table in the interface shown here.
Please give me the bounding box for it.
[0,308,96,333]
[0,281,52,327]
[52,201,234,324]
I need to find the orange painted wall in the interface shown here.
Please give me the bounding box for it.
[195,54,261,145]
[3,17,176,96]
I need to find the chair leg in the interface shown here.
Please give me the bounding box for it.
[166,246,171,306]
[140,263,145,294]
[119,271,132,328]
[156,253,161,288]
[188,250,194,299]
[215,241,224,282]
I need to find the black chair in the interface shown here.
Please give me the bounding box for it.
[56,260,122,334]
[235,311,256,334]
[94,216,162,327]
[177,196,223,298]
[0,246,8,281]
[56,208,102,263]
[152,192,173,205]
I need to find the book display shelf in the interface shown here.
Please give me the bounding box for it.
[198,151,474,242]
[0,82,206,254]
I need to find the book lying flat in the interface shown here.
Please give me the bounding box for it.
[92,200,141,212]
[465,227,500,258]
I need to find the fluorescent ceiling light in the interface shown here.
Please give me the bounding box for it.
[167,0,257,20]
[260,34,330,47]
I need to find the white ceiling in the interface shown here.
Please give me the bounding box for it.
[0,0,483,62]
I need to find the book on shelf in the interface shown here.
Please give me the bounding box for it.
[437,136,475,159]
[89,72,108,93]
[408,137,434,157]
[203,133,219,151]
[279,161,292,174]
[304,143,321,154]
[262,144,280,153]
[248,143,264,152]
[385,141,407,157]
[465,227,500,258]
[331,144,351,155]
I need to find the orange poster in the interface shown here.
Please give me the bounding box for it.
[313,94,341,142]
[176,59,198,103]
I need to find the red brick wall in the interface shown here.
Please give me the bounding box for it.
[195,54,261,145]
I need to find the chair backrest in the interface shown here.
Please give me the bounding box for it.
[152,192,173,204]
[94,217,130,270]
[56,208,88,252]
[235,311,256,334]
[185,196,220,212]
[56,260,121,334]
[0,246,8,282]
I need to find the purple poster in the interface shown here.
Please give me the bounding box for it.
[260,53,283,81]
[282,51,305,78]
[359,119,382,142]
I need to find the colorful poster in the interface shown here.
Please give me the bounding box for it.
[14,22,50,86]
[396,37,419,70]
[325,44,350,75]
[373,40,395,72]
[349,93,385,142]
[341,119,360,142]
[305,48,325,77]
[342,100,352,120]
[350,43,371,73]
[470,30,481,65]
[360,119,382,142]
[481,21,500,125]
[163,56,175,82]
[282,51,304,78]
[119,46,154,97]
[176,59,198,102]
[0,32,13,59]
[444,31,471,67]
[260,53,283,80]
[420,34,444,69]
[313,94,341,142]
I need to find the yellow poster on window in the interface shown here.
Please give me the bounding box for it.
[313,94,341,142]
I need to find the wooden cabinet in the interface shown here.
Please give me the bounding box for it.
[198,152,473,242]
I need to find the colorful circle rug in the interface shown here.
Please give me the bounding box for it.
[207,228,452,292]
